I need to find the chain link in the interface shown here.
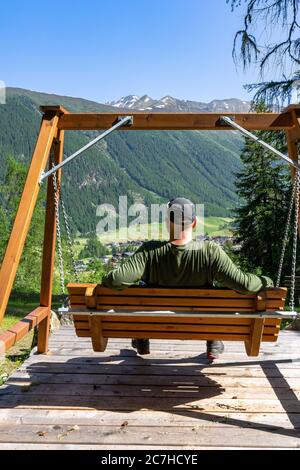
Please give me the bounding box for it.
[276,175,298,287]
[52,163,65,297]
[59,194,79,282]
[289,169,300,313]
[51,155,79,307]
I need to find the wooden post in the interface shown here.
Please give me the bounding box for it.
[0,110,61,325]
[38,129,65,353]
[89,315,108,352]
[244,318,265,356]
[285,107,300,236]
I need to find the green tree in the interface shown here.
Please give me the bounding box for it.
[79,233,108,259]
[0,156,46,295]
[233,106,297,280]
[79,259,106,284]
[229,0,300,105]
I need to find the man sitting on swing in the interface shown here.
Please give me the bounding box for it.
[102,197,273,360]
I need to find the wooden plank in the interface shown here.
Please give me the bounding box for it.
[2,382,299,401]
[92,306,282,313]
[0,307,48,354]
[103,331,250,341]
[7,370,300,392]
[0,112,60,324]
[49,332,288,343]
[71,315,281,326]
[72,294,259,307]
[38,129,65,353]
[100,322,255,333]
[72,307,284,316]
[74,329,278,341]
[0,423,299,448]
[0,408,299,429]
[50,338,290,350]
[80,322,279,335]
[58,112,294,131]
[74,318,280,328]
[95,296,259,308]
[68,284,287,299]
[96,288,258,298]
[50,327,298,338]
[95,299,284,310]
[67,282,97,293]
[75,323,258,334]
[23,350,299,363]
[0,444,240,450]
[74,314,252,324]
[74,322,259,333]
[15,362,300,377]
[0,394,299,413]
[54,328,293,340]
[96,305,259,312]
[7,371,300,390]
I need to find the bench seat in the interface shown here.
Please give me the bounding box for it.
[67,283,288,357]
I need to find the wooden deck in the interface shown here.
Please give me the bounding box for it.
[0,326,300,449]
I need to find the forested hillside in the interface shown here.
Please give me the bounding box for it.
[0,88,243,234]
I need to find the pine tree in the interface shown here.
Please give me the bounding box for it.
[234,108,296,281]
[229,0,300,105]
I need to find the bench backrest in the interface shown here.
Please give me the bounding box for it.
[68,283,287,312]
[67,284,287,356]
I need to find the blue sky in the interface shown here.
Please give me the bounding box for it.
[1,0,265,103]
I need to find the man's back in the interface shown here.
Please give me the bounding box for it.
[102,239,272,294]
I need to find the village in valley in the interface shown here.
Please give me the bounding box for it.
[75,235,238,273]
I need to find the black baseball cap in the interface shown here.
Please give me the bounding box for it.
[167,197,196,226]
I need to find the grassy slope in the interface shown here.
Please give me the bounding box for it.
[0,301,35,383]
[95,216,233,244]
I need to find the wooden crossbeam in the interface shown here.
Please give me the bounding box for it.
[0,307,49,354]
[57,111,294,131]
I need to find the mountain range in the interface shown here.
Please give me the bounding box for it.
[0,87,244,235]
[108,94,250,113]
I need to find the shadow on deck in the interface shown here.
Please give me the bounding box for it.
[0,329,300,449]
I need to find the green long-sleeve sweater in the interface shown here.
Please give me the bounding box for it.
[102,240,273,294]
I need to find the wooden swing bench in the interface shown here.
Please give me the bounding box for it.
[67,283,288,357]
[1,105,299,358]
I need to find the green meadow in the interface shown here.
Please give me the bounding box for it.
[95,216,233,244]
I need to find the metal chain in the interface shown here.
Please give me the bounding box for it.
[52,164,65,297]
[289,169,300,313]
[59,193,79,282]
[276,175,298,287]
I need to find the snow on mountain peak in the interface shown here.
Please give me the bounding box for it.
[107,95,251,113]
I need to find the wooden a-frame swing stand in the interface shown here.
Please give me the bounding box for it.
[0,105,299,357]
